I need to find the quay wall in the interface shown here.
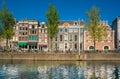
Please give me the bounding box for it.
[0,52,120,61]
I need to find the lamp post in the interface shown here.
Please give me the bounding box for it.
[78,21,80,56]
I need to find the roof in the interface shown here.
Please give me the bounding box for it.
[59,20,84,26]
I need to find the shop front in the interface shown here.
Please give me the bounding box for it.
[17,42,28,50]
[28,42,38,51]
[38,44,48,52]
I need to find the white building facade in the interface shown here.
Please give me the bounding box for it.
[52,20,84,53]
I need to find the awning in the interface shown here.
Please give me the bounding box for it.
[39,44,47,46]
[17,42,27,46]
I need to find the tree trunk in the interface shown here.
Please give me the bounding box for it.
[50,38,53,53]
[6,38,9,52]
[6,38,9,48]
[93,39,96,52]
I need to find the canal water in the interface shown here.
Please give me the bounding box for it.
[0,60,119,79]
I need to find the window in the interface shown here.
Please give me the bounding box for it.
[60,35,62,41]
[65,28,68,32]
[55,43,57,49]
[74,28,78,32]
[89,46,94,50]
[32,25,35,29]
[55,35,57,41]
[65,43,67,49]
[69,28,73,32]
[75,43,77,49]
[42,24,45,28]
[32,30,34,34]
[69,43,72,48]
[64,34,68,41]
[29,36,38,40]
[75,35,77,41]
[22,32,24,35]
[42,29,44,33]
[30,30,36,34]
[104,46,109,51]
[74,21,78,25]
[20,27,22,30]
[69,34,72,41]
[60,28,63,32]
[59,43,63,49]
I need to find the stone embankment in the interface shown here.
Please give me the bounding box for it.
[0,52,120,61]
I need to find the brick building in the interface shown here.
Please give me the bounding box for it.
[84,21,114,51]
[38,22,48,51]
[13,19,39,51]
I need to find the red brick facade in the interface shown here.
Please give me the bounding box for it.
[84,26,114,51]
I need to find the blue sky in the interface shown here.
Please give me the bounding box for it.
[0,0,120,25]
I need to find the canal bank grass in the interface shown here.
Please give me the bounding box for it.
[0,52,120,61]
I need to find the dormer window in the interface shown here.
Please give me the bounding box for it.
[42,24,45,28]
[74,21,78,25]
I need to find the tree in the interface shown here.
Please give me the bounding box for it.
[86,6,107,51]
[0,1,15,48]
[46,3,59,52]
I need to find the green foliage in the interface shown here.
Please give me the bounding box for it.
[0,1,15,47]
[86,6,108,50]
[46,3,59,52]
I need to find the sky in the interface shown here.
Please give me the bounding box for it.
[0,0,120,25]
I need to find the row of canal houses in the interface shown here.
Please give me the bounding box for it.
[5,17,120,52]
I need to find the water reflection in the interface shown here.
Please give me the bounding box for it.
[0,60,120,79]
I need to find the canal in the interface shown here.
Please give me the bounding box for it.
[0,60,119,79]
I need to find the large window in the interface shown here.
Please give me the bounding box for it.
[104,46,109,51]
[69,28,73,32]
[64,34,68,41]
[55,35,57,41]
[69,43,72,49]
[69,34,72,41]
[89,46,94,50]
[75,43,77,49]
[55,43,57,49]
[65,28,68,32]
[59,28,63,32]
[29,36,38,40]
[30,30,37,34]
[65,43,67,49]
[75,35,77,41]
[20,27,23,30]
[60,35,62,41]
[59,43,63,49]
[42,29,44,33]
[74,28,78,32]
